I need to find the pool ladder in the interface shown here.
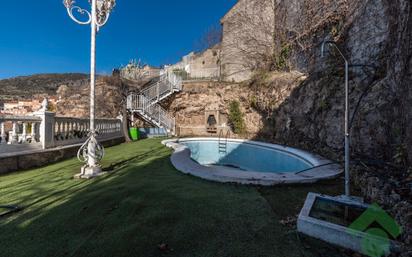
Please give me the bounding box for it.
[218,130,230,154]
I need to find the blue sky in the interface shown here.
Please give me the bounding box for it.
[0,0,236,79]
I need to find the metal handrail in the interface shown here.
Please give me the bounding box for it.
[218,130,230,154]
[140,72,182,103]
[127,70,182,134]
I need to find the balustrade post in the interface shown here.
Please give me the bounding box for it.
[31,122,37,142]
[21,122,28,143]
[0,122,6,144]
[34,110,56,149]
[9,122,18,144]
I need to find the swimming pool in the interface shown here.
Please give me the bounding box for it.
[182,140,311,173]
[163,138,342,185]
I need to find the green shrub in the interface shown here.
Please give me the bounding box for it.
[273,43,291,71]
[228,100,246,134]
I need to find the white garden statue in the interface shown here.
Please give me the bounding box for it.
[41,98,49,112]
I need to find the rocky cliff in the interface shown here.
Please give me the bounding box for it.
[255,1,412,250]
[266,0,412,166]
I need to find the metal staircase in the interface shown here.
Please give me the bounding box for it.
[127,71,182,135]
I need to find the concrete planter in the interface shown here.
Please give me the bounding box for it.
[297,193,403,256]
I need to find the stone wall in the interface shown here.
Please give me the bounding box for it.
[166,45,221,80]
[188,45,221,79]
[220,0,275,82]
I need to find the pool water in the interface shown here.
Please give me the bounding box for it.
[181,140,312,173]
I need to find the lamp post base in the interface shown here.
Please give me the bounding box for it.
[74,165,104,179]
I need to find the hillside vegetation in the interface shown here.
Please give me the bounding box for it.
[0,73,89,101]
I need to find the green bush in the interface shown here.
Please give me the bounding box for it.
[273,43,291,71]
[228,100,246,134]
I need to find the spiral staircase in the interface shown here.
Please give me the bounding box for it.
[126,72,182,135]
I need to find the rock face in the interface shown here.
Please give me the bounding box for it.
[168,72,305,138]
[168,81,263,137]
[264,0,412,165]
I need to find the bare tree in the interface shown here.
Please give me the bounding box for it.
[194,24,223,52]
[221,0,276,75]
[108,60,148,142]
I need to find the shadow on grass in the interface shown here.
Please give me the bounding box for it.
[0,139,351,257]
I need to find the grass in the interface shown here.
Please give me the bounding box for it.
[0,138,352,257]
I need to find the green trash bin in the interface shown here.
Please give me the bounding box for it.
[129,127,139,141]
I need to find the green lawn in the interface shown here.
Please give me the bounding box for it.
[0,138,352,257]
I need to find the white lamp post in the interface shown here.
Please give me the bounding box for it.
[63,0,116,179]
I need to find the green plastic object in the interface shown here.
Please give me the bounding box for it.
[129,128,139,141]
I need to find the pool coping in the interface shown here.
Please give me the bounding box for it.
[162,138,343,186]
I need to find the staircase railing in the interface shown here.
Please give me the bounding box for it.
[127,71,181,134]
[127,94,175,133]
[140,72,182,103]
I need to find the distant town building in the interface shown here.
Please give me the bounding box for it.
[1,97,58,116]
[165,44,221,80]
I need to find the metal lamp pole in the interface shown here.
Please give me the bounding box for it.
[63,0,116,178]
[321,40,351,197]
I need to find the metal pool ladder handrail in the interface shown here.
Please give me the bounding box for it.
[218,130,230,154]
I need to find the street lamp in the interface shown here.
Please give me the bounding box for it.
[321,40,351,197]
[63,0,116,179]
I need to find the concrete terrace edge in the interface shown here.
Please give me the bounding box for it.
[0,136,125,175]
[162,138,343,186]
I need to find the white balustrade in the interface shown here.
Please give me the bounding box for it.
[0,116,42,146]
[53,117,122,147]
[0,112,123,150]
